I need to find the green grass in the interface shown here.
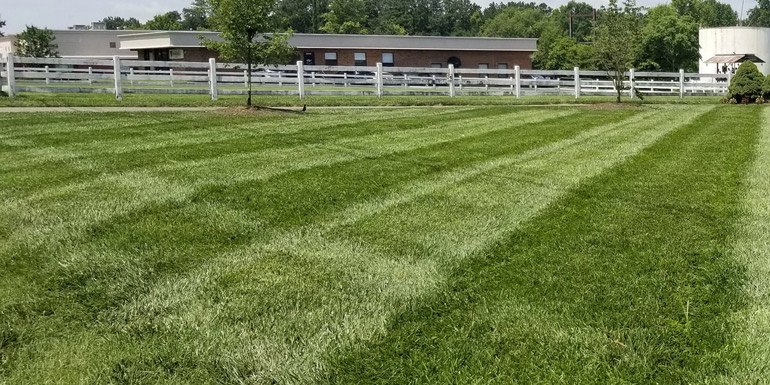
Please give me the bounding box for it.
[0,92,724,107]
[0,105,767,384]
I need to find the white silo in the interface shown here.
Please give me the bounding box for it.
[699,27,770,75]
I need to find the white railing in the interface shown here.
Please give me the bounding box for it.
[1,55,731,100]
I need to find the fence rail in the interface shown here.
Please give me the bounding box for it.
[1,55,731,100]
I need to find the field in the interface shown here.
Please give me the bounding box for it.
[1,105,769,384]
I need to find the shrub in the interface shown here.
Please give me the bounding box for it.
[763,74,770,99]
[728,61,764,103]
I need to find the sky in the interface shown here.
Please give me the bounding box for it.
[0,0,758,34]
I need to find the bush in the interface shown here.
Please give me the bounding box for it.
[728,61,764,103]
[763,74,770,99]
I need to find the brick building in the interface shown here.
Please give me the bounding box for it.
[118,31,537,69]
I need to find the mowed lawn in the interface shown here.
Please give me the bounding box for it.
[1,105,769,384]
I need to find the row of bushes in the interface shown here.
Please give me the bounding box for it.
[727,61,770,103]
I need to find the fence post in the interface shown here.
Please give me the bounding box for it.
[629,68,635,99]
[459,75,463,90]
[574,66,580,99]
[208,58,218,100]
[297,60,305,99]
[432,74,437,89]
[5,54,15,98]
[88,67,93,85]
[343,72,348,88]
[448,64,455,98]
[45,66,50,85]
[311,71,316,87]
[112,55,122,101]
[510,76,515,95]
[375,63,384,98]
[514,65,521,99]
[679,69,685,99]
[278,71,283,87]
[243,70,248,88]
[485,74,489,91]
[169,68,174,87]
[129,67,135,86]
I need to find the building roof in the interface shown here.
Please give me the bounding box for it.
[118,31,538,52]
[704,54,765,64]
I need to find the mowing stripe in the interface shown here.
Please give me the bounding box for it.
[90,106,713,384]
[0,108,582,307]
[326,106,758,384]
[721,107,770,383]
[0,108,468,168]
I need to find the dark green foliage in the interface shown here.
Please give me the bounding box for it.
[638,5,700,72]
[101,16,143,30]
[748,0,770,27]
[763,74,770,99]
[728,61,764,102]
[143,11,183,30]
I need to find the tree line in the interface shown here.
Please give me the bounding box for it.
[5,0,770,72]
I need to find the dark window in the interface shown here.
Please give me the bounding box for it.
[430,63,442,68]
[497,63,509,78]
[304,52,315,65]
[447,56,462,68]
[354,52,367,66]
[324,52,338,66]
[109,42,117,49]
[382,52,394,67]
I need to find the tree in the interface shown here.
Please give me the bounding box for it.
[15,26,59,58]
[538,36,598,70]
[638,5,700,72]
[204,0,295,106]
[144,11,183,30]
[275,0,330,33]
[595,0,642,103]
[697,0,737,27]
[0,15,5,37]
[747,0,770,27]
[320,0,370,34]
[728,61,764,102]
[182,0,214,30]
[101,16,143,30]
[482,7,549,38]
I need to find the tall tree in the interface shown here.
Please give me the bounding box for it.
[638,5,700,72]
[320,0,370,34]
[747,0,770,27]
[204,0,295,106]
[275,0,330,33]
[15,26,59,58]
[182,0,214,30]
[101,16,143,30]
[144,11,183,30]
[595,0,642,103]
[697,0,738,27]
[482,7,549,38]
[0,15,6,37]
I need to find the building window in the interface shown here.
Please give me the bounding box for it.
[382,52,394,67]
[354,52,367,66]
[497,63,509,78]
[431,63,443,68]
[109,42,117,48]
[478,63,489,70]
[324,52,338,66]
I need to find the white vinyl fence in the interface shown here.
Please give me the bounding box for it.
[1,55,731,100]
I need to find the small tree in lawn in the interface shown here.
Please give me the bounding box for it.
[203,0,295,107]
[595,0,642,103]
[15,25,59,58]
